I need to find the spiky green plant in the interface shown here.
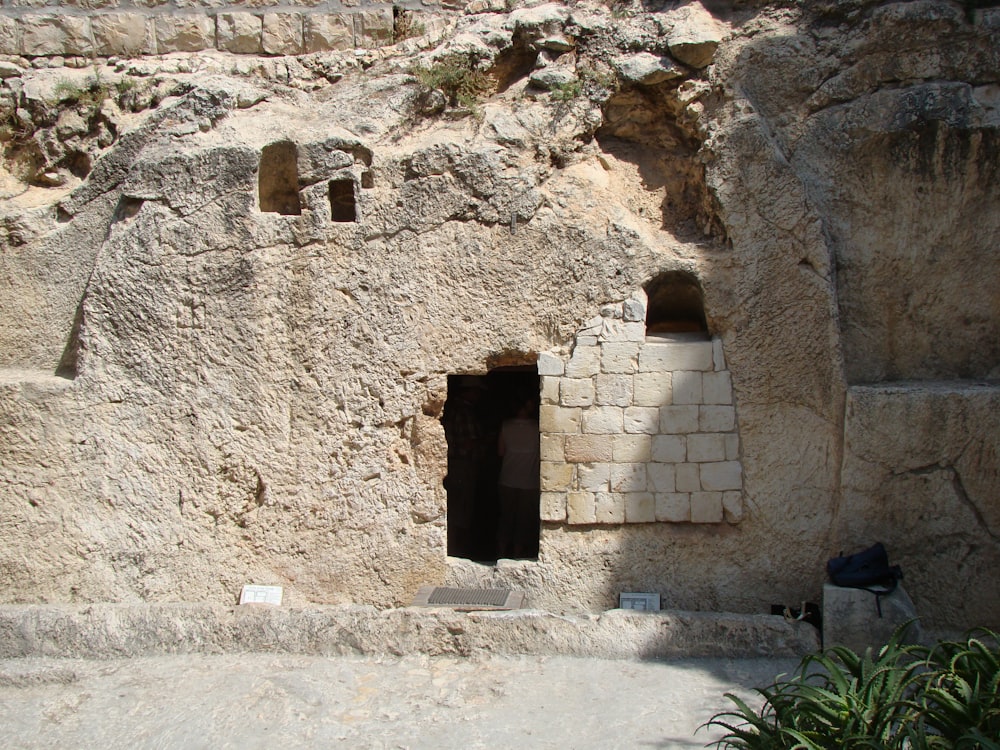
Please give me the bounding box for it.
[703,625,1000,750]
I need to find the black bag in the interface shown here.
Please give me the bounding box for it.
[827,542,903,616]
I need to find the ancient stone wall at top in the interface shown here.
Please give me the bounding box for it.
[0,1,454,57]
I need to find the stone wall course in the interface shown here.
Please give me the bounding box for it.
[702,371,732,404]
[700,405,735,432]
[639,340,713,372]
[540,461,573,492]
[647,462,676,492]
[540,405,580,434]
[565,346,599,378]
[676,463,701,493]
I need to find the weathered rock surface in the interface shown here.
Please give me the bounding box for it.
[0,0,997,633]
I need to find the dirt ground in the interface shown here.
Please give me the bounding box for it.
[0,653,797,749]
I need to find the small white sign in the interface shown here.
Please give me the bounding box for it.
[619,593,660,611]
[240,585,283,606]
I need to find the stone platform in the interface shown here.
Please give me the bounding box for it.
[0,603,819,660]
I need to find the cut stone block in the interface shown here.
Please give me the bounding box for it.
[595,373,632,406]
[217,12,263,54]
[540,491,567,522]
[0,17,19,55]
[700,405,736,432]
[155,15,214,52]
[595,492,625,524]
[712,338,726,371]
[540,461,573,491]
[638,340,713,372]
[582,406,623,434]
[725,433,740,461]
[633,371,672,407]
[625,492,655,523]
[536,352,564,376]
[540,405,580,434]
[676,463,701,492]
[567,491,597,524]
[687,433,726,463]
[612,434,651,462]
[647,463,676,492]
[565,435,613,464]
[656,492,690,522]
[539,434,564,462]
[652,434,686,463]
[672,371,703,405]
[566,345,599,377]
[91,13,154,56]
[660,405,699,434]
[540,376,559,405]
[22,15,93,56]
[702,371,733,405]
[304,13,353,53]
[263,13,304,55]
[601,342,639,374]
[561,378,595,407]
[577,462,611,491]
[623,406,659,434]
[823,583,922,654]
[611,463,647,492]
[691,491,723,523]
[354,8,393,46]
[723,491,743,523]
[700,461,742,491]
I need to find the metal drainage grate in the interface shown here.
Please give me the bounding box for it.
[412,585,525,610]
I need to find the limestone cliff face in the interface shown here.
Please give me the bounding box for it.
[0,0,997,629]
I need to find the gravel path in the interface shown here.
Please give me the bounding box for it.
[0,654,796,749]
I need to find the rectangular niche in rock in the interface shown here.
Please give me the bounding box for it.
[258,141,301,215]
[329,179,357,222]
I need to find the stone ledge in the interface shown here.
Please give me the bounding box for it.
[0,604,820,660]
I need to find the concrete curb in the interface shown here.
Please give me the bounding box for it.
[0,604,819,660]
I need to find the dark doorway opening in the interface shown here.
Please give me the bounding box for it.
[442,367,540,562]
[329,179,357,222]
[259,141,301,215]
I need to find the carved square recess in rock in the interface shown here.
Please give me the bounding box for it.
[329,178,356,222]
[258,141,301,215]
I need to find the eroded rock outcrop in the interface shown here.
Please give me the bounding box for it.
[0,0,997,631]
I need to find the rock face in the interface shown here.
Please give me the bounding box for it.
[0,0,997,632]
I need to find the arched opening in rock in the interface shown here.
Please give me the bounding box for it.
[329,179,357,222]
[442,365,540,563]
[258,141,301,215]
[644,270,708,336]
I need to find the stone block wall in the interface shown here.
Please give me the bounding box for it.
[0,1,451,58]
[538,292,743,526]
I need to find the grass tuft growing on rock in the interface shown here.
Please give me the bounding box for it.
[413,53,495,112]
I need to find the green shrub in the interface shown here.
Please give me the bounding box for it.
[412,53,494,110]
[703,625,1000,750]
